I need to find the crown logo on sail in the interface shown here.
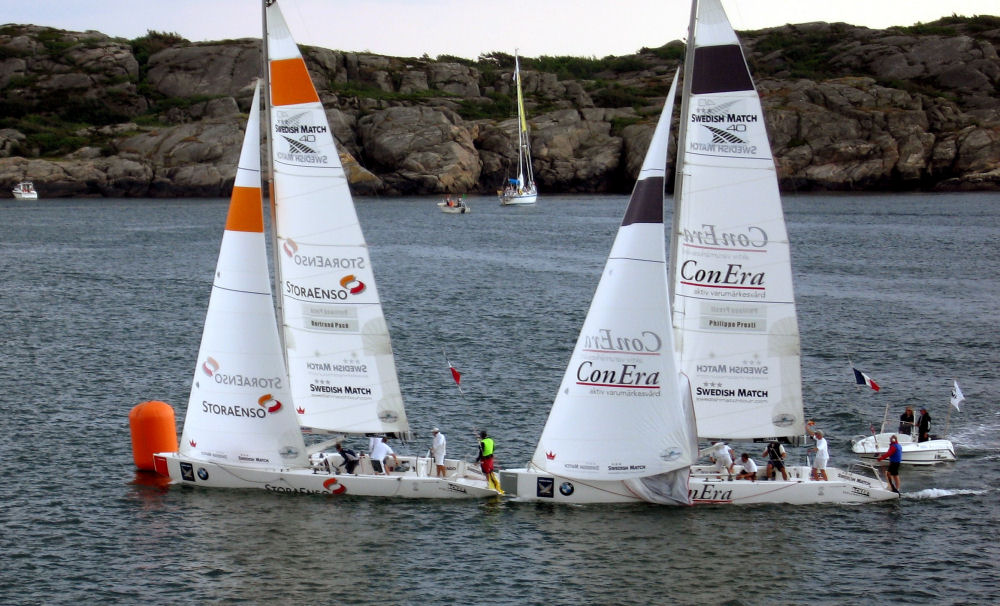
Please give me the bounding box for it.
[296,406,305,414]
[202,356,220,376]
[546,451,556,460]
[258,394,282,413]
[189,440,197,447]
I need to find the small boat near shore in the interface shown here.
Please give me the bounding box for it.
[11,181,37,200]
[438,196,470,214]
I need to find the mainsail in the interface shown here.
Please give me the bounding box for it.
[530,73,696,494]
[265,3,409,437]
[670,0,804,441]
[179,82,309,468]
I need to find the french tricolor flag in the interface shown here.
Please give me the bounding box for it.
[853,367,880,392]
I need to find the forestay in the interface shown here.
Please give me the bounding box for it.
[266,5,409,437]
[179,83,309,468]
[670,0,804,441]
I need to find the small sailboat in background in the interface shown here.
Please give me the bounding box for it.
[498,51,538,206]
[148,0,496,499]
[11,181,37,200]
[500,72,699,504]
[671,0,896,504]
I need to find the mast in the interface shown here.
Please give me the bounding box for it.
[262,0,287,361]
[514,50,525,187]
[669,0,698,310]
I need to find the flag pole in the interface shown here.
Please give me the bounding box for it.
[944,378,954,437]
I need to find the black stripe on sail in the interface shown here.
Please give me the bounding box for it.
[691,45,753,94]
[621,176,664,226]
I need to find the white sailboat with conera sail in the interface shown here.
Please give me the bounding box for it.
[500,73,700,504]
[672,0,896,504]
[150,0,496,499]
[498,51,538,206]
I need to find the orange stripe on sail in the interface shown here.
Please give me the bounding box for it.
[225,186,264,232]
[270,58,320,106]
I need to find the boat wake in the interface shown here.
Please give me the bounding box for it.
[903,488,989,500]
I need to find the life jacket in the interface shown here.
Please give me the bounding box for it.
[889,443,903,463]
[480,437,495,458]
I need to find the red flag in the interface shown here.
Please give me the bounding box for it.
[449,364,461,386]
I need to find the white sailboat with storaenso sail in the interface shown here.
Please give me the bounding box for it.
[673,0,896,504]
[500,72,700,504]
[150,0,497,499]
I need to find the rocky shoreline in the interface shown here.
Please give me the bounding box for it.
[1,17,998,198]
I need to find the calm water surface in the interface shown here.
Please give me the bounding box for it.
[1,193,998,605]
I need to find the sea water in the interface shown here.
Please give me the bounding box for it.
[1,193,997,604]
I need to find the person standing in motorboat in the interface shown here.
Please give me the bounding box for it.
[917,408,932,443]
[430,427,447,478]
[877,435,903,493]
[735,453,758,481]
[764,440,788,481]
[898,406,915,437]
[806,421,829,481]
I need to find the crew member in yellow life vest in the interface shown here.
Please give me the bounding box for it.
[476,430,501,492]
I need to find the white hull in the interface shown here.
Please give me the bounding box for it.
[156,452,499,499]
[851,433,956,465]
[500,468,656,503]
[500,464,898,505]
[499,192,536,205]
[11,182,37,200]
[688,464,898,504]
[437,201,471,214]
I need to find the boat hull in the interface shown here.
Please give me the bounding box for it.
[437,202,470,214]
[851,433,956,465]
[689,464,899,504]
[500,464,899,505]
[154,452,499,499]
[499,193,536,205]
[500,468,649,503]
[12,192,37,200]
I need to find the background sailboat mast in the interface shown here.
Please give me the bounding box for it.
[669,0,699,319]
[261,0,287,359]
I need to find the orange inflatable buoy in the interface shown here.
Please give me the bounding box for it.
[129,400,178,471]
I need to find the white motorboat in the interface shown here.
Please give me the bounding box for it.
[851,432,956,466]
[11,181,37,200]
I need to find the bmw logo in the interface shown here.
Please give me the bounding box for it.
[197,468,209,481]
[559,482,575,496]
